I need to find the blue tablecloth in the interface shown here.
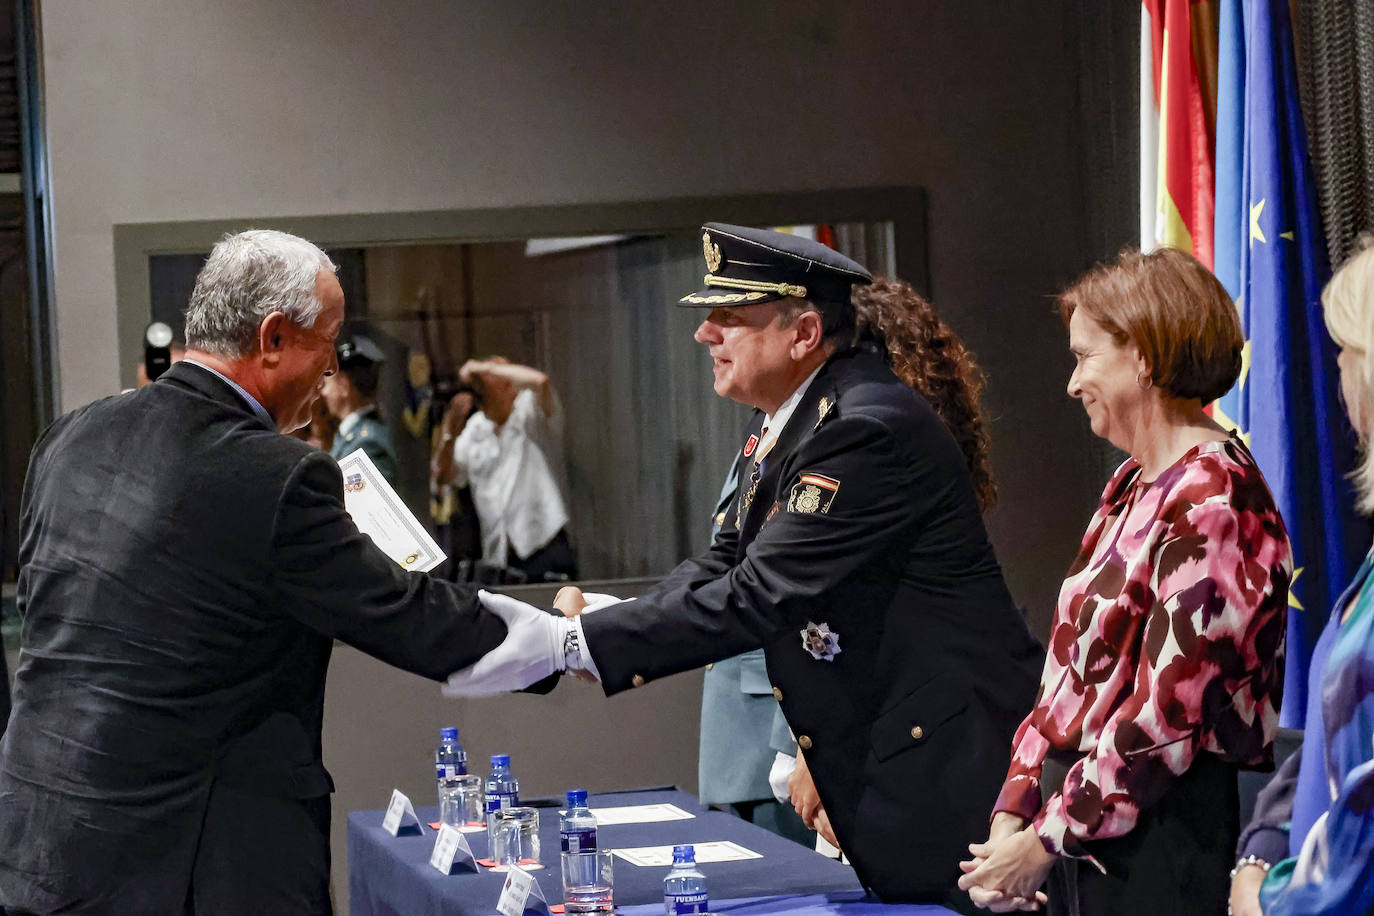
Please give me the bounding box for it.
[621,893,956,915]
[347,788,955,915]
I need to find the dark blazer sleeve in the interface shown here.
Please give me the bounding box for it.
[1237,742,1302,864]
[583,411,924,693]
[267,450,507,680]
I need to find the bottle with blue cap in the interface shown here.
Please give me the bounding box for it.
[663,844,708,915]
[433,726,466,807]
[485,754,519,846]
[561,789,610,912]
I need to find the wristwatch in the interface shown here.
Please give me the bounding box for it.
[561,619,582,673]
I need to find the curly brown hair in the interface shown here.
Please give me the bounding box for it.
[851,277,997,512]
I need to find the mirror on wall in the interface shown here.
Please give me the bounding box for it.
[121,190,923,583]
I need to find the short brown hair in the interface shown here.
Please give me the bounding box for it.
[1058,247,1243,403]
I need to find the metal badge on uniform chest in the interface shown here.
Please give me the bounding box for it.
[801,621,841,661]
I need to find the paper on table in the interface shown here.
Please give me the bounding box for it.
[586,803,695,826]
[338,449,445,573]
[612,841,761,867]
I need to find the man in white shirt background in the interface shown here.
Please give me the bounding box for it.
[431,356,577,583]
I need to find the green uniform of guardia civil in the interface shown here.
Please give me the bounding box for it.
[330,406,398,485]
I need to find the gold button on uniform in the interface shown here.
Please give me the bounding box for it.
[910,725,924,741]
[631,674,646,688]
[772,686,783,701]
[705,663,713,670]
[714,512,726,526]
[797,734,813,750]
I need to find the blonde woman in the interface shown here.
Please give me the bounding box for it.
[1229,237,1374,916]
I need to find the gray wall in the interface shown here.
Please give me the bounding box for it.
[39,0,1136,624]
[35,0,1139,908]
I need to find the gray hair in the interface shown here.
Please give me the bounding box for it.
[183,229,338,359]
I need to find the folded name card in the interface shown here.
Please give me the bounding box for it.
[430,824,477,874]
[496,865,551,916]
[380,788,423,836]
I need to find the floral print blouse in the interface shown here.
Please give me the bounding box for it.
[994,435,1292,867]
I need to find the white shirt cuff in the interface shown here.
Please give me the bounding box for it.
[768,751,796,804]
[570,615,601,681]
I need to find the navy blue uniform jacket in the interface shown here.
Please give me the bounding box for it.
[582,346,1044,904]
[0,362,507,914]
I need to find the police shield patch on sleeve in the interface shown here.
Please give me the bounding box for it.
[787,473,840,514]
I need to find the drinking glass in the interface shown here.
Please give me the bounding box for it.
[489,806,540,870]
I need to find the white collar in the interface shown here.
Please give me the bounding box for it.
[760,362,826,447]
[337,404,376,437]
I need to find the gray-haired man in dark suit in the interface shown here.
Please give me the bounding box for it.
[0,230,513,915]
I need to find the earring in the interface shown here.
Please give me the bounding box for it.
[1136,370,1153,390]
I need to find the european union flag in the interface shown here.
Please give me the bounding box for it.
[1212,0,1368,728]
[1214,0,1363,730]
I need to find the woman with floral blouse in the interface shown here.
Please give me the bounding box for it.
[958,247,1293,915]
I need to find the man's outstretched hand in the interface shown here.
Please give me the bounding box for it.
[442,590,566,697]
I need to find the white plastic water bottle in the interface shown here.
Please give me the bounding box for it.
[561,789,610,913]
[663,844,708,916]
[434,726,466,808]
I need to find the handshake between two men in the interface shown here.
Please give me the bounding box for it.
[440,587,609,697]
[441,587,842,853]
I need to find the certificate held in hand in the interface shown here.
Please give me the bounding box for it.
[338,449,446,573]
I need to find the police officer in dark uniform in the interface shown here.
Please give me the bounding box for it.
[445,224,1045,911]
[321,332,398,484]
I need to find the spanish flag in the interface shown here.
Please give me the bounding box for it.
[1140,0,1218,267]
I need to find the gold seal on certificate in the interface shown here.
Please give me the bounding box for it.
[337,449,446,573]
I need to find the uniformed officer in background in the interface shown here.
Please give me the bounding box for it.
[321,332,398,484]
[443,223,1044,912]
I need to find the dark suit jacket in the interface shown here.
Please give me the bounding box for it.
[0,362,506,914]
[582,346,1045,906]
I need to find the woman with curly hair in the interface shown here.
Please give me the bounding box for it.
[851,277,997,512]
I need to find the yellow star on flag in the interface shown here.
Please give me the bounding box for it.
[1288,566,1304,612]
[1250,200,1267,245]
[1210,403,1251,447]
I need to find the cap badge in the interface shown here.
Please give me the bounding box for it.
[743,434,759,457]
[801,621,841,662]
[815,396,834,429]
[702,232,723,273]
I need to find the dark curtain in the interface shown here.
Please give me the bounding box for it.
[1294,0,1374,266]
